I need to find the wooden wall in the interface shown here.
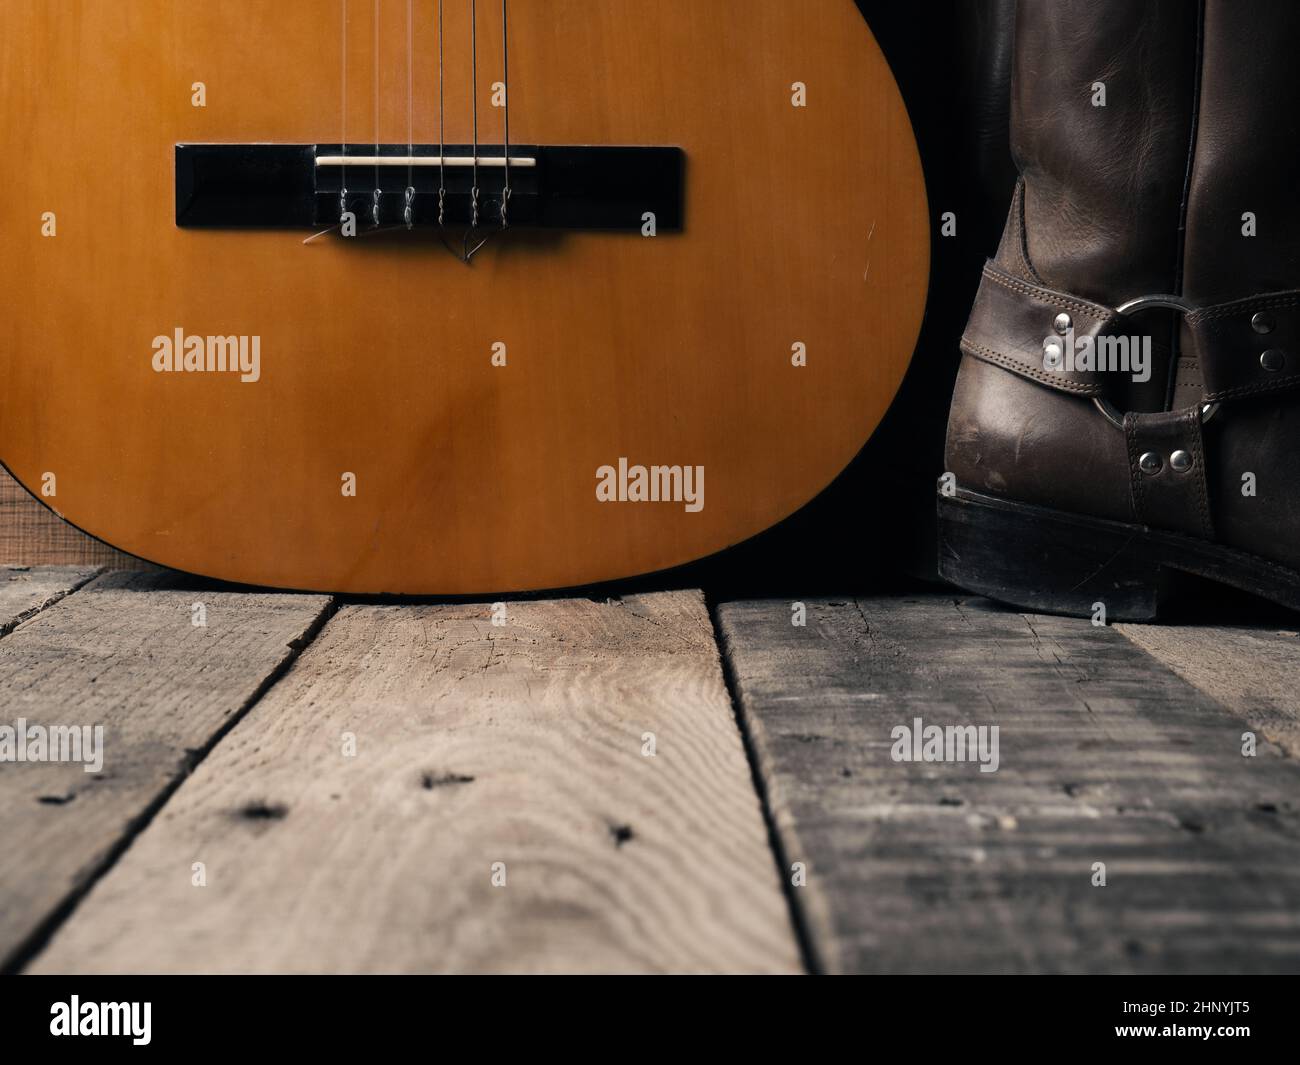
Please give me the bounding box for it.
[0,468,153,570]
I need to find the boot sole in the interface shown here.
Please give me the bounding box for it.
[937,487,1300,621]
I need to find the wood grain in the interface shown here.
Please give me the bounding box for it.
[1119,621,1300,759]
[1,469,153,571]
[0,0,928,592]
[0,564,99,637]
[717,595,1300,974]
[30,591,800,974]
[0,572,331,971]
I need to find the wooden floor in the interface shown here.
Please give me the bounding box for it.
[3,566,1299,974]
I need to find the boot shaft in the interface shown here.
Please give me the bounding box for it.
[943,0,1300,614]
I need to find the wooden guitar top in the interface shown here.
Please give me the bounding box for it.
[0,1,928,592]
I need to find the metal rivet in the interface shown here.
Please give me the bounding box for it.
[1053,312,1072,335]
[1170,450,1193,473]
[1139,451,1163,475]
[1261,349,1286,372]
[1043,337,1063,367]
[1251,311,1276,335]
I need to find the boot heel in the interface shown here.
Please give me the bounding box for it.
[937,489,1166,621]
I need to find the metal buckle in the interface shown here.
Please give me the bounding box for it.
[1092,293,1219,429]
[1114,294,1195,317]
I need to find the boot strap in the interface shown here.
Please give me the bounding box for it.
[1122,408,1215,540]
[959,262,1277,539]
[961,261,1300,403]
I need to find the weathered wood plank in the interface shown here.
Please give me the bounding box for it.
[0,468,153,570]
[0,565,99,637]
[0,572,332,971]
[717,595,1300,974]
[1118,622,1300,759]
[30,591,800,974]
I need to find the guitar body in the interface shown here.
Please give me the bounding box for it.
[0,0,927,593]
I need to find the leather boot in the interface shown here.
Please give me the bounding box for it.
[939,0,1300,621]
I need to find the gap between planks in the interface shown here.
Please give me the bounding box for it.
[0,564,101,638]
[27,590,800,974]
[0,570,334,972]
[717,595,1300,975]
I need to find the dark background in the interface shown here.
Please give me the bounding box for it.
[660,1,1020,597]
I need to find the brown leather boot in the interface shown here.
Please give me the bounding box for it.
[939,0,1300,621]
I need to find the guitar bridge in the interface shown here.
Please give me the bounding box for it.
[175,143,684,232]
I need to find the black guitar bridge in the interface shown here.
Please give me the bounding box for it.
[175,144,684,232]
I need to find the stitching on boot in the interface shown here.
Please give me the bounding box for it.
[1205,377,1300,402]
[982,265,1116,321]
[1189,293,1300,323]
[1185,407,1215,540]
[959,340,1102,394]
[1125,416,1146,524]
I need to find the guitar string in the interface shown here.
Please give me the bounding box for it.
[501,0,510,227]
[461,0,490,260]
[353,0,411,240]
[341,0,348,209]
[305,0,351,242]
[372,0,381,226]
[434,0,463,259]
[405,0,414,226]
[438,0,446,226]
[327,0,503,254]
[471,0,479,230]
[436,0,461,258]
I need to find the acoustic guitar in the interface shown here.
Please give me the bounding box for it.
[0,0,928,593]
